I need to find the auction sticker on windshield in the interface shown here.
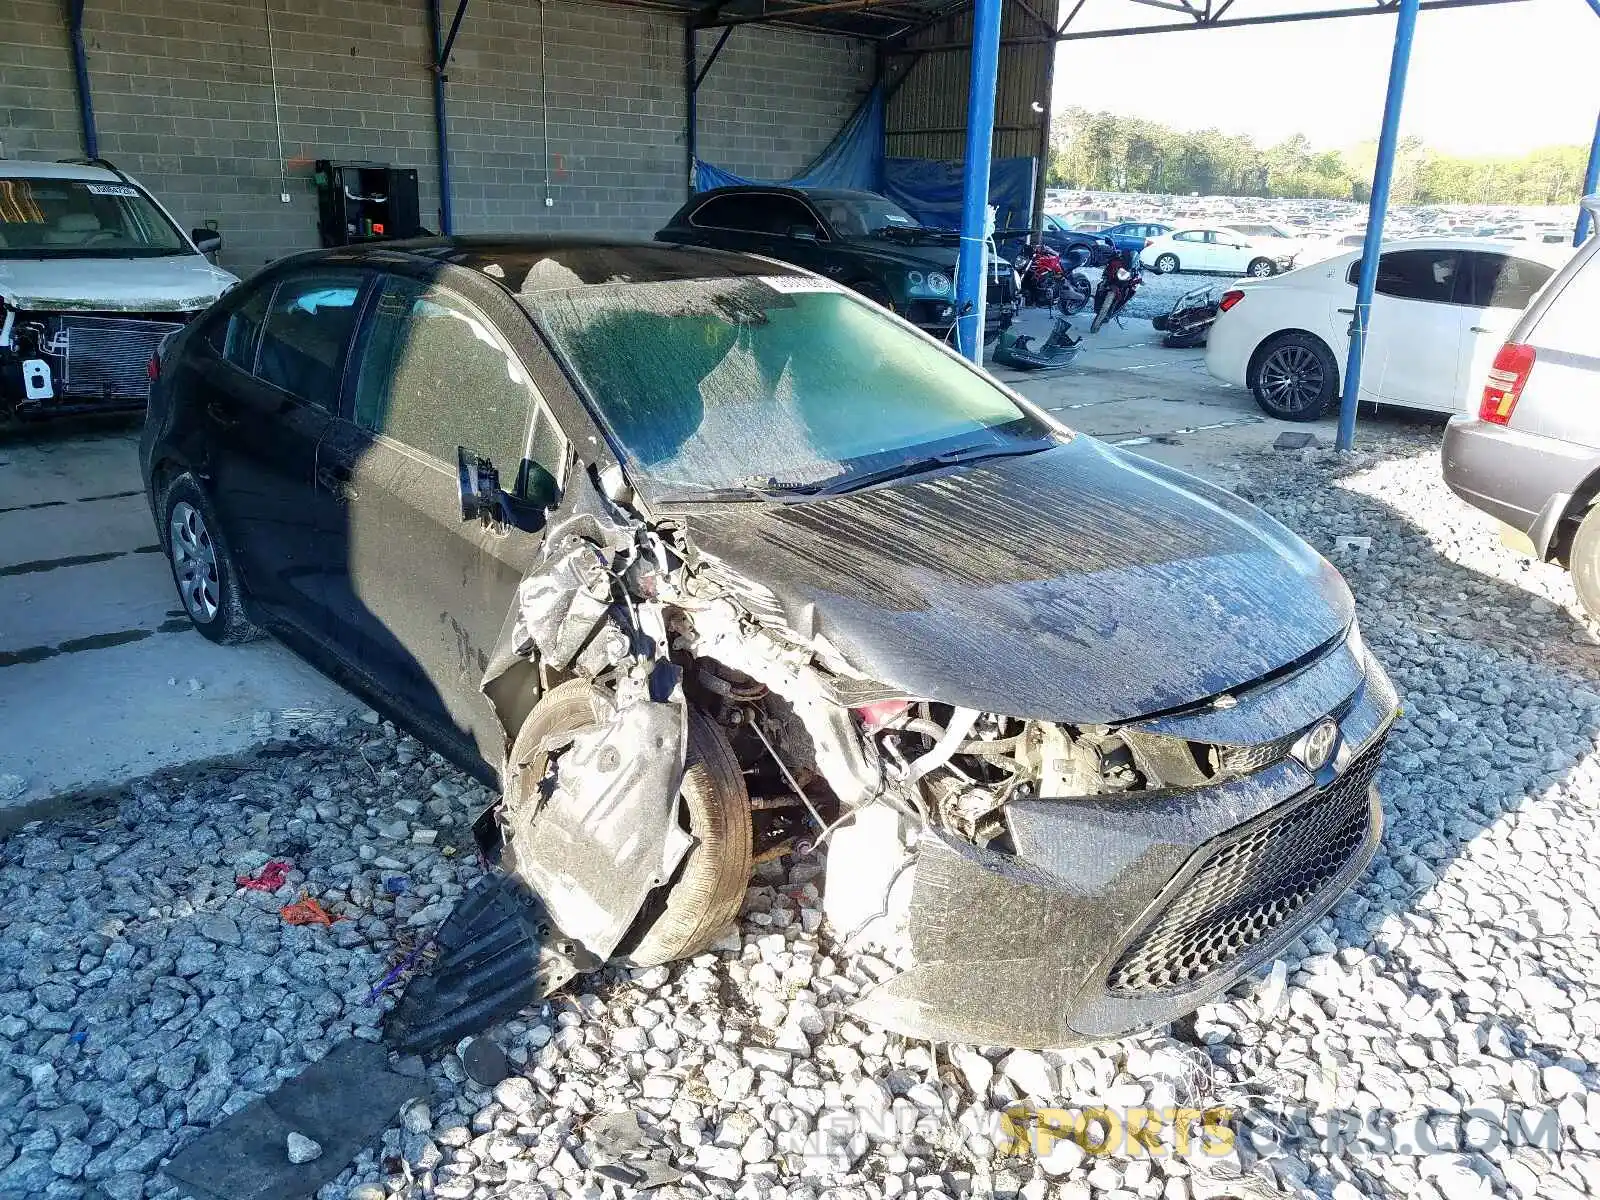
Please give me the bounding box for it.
[761,276,843,294]
[85,184,140,197]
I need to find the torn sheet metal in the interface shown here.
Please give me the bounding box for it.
[503,697,691,961]
[511,539,615,670]
[163,1039,425,1200]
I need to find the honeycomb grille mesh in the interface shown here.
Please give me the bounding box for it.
[1108,735,1386,996]
[58,316,182,400]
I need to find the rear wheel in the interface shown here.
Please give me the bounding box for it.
[1249,332,1338,421]
[1569,505,1600,622]
[503,680,753,968]
[1154,253,1179,275]
[161,473,258,644]
[1247,257,1277,278]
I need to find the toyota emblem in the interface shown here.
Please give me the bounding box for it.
[1299,719,1339,771]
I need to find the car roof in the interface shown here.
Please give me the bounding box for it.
[290,235,805,293]
[1318,236,1574,266]
[0,158,126,182]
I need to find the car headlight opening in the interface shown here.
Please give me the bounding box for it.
[926,271,952,296]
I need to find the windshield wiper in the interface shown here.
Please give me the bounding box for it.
[806,437,1058,497]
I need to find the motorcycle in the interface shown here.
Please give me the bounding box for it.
[1090,250,1144,334]
[1151,283,1222,349]
[1013,242,1092,316]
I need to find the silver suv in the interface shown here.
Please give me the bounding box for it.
[1442,197,1600,616]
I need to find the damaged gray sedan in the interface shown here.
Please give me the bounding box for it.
[141,236,1398,1051]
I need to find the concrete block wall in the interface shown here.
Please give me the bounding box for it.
[0,0,872,275]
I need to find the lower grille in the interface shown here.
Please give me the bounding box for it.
[57,316,184,400]
[1107,734,1386,996]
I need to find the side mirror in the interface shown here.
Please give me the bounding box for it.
[192,229,223,255]
[787,225,819,242]
[458,447,509,525]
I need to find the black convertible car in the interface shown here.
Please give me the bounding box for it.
[141,236,1396,1048]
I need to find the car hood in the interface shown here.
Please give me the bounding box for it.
[0,254,238,312]
[675,438,1354,724]
[839,232,959,270]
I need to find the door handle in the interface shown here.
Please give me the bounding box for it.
[1337,307,1355,314]
[315,466,358,502]
[1470,326,1491,333]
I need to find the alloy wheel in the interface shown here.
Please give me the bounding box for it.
[1258,345,1326,415]
[1249,259,1276,278]
[169,500,220,623]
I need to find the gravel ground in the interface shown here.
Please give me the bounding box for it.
[2,428,1598,1200]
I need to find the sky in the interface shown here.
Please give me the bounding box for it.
[1051,0,1600,156]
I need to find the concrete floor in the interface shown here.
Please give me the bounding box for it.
[0,424,355,829]
[0,320,1429,826]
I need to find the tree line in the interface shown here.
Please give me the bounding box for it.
[1048,108,1591,206]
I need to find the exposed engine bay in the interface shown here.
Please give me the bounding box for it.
[388,469,1398,1052]
[1,303,187,417]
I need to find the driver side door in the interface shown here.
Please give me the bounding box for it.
[316,273,570,767]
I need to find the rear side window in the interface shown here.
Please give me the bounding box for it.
[1463,252,1555,310]
[255,270,366,408]
[1347,249,1463,305]
[354,277,543,481]
[1528,245,1599,356]
[690,195,762,232]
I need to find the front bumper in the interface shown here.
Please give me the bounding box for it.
[849,640,1399,1048]
[1442,415,1596,560]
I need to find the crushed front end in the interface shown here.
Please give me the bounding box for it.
[837,630,1397,1046]
[1,303,191,417]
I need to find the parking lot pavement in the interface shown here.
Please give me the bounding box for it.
[993,311,1415,479]
[0,424,356,829]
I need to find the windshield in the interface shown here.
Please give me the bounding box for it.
[526,277,1055,498]
[811,195,919,238]
[0,176,190,258]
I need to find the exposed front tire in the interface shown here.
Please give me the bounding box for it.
[161,473,259,644]
[1569,505,1600,622]
[852,280,896,313]
[1248,332,1339,422]
[1090,290,1117,334]
[503,680,753,968]
[1247,257,1277,278]
[1153,253,1179,275]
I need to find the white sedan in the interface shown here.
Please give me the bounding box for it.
[1205,238,1571,420]
[1141,226,1296,278]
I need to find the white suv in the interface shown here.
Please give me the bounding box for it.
[0,158,238,418]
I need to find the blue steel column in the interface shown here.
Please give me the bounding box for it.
[1575,111,1599,247]
[426,0,455,235]
[66,0,98,159]
[1336,0,1419,453]
[954,0,1003,363]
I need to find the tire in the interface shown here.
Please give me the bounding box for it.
[1090,289,1117,334]
[1058,276,1091,316]
[1247,257,1277,278]
[1570,505,1600,622]
[161,473,259,644]
[503,680,752,968]
[1154,253,1180,275]
[1248,332,1339,422]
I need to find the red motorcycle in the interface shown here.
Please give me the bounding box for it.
[1013,242,1092,315]
[1090,250,1144,334]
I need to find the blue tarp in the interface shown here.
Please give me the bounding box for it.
[882,156,1038,231]
[692,85,1039,232]
[694,86,884,193]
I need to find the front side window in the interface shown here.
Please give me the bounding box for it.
[355,277,547,485]
[202,285,270,371]
[526,278,1055,497]
[0,176,188,258]
[255,271,366,407]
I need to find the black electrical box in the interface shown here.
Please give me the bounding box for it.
[313,160,423,247]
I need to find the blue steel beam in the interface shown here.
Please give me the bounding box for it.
[1576,111,1600,246]
[427,0,469,235]
[1335,0,1419,453]
[954,0,1003,361]
[65,0,98,159]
